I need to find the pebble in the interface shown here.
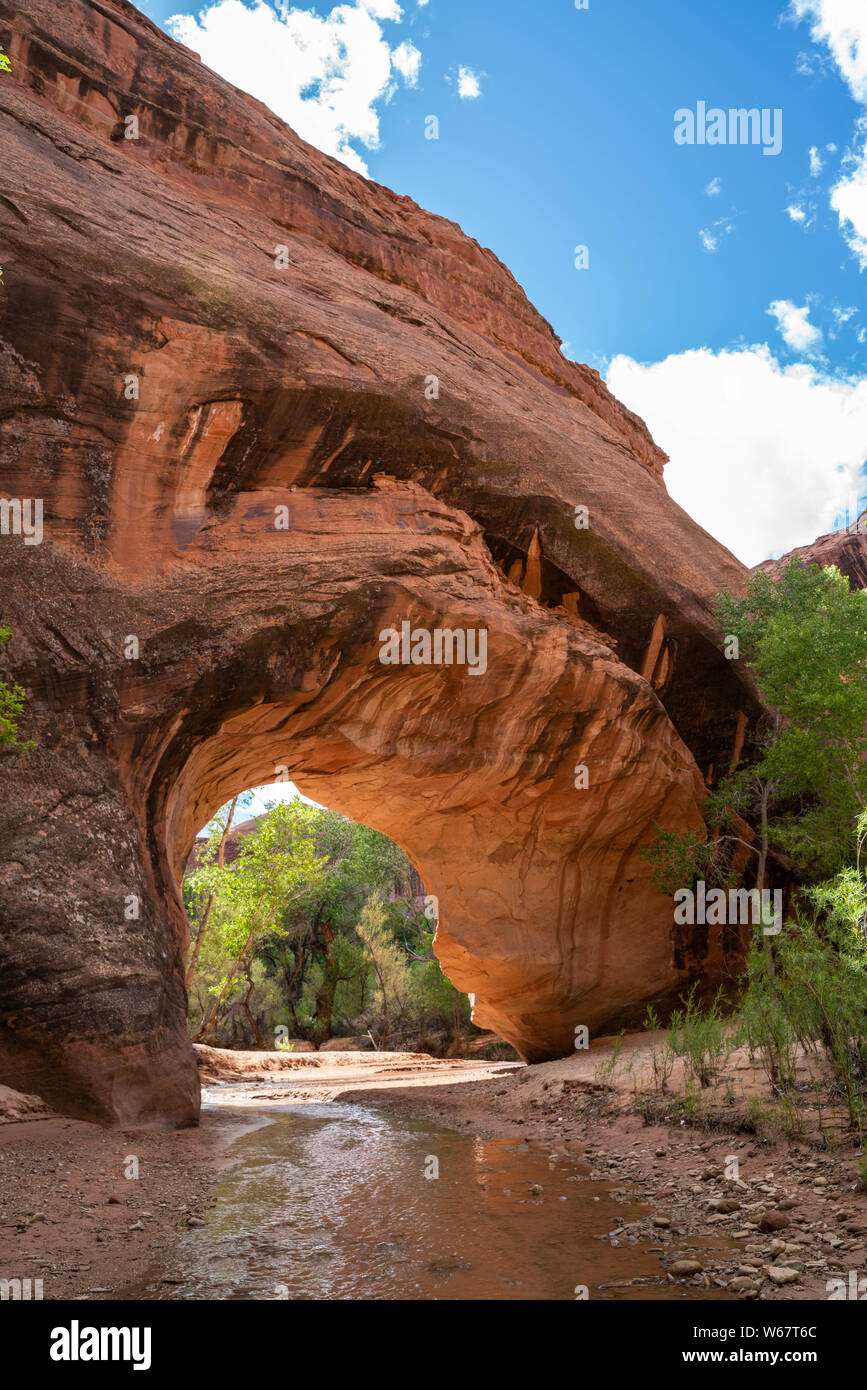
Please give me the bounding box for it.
[759,1210,791,1232]
[729,1276,759,1293]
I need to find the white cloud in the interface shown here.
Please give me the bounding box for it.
[455,64,482,99]
[786,202,807,221]
[832,302,858,326]
[809,143,823,174]
[705,177,721,197]
[392,38,421,84]
[166,0,421,177]
[767,298,823,352]
[699,216,735,252]
[788,0,867,102]
[795,47,830,77]
[607,345,867,565]
[831,122,867,266]
[789,1,867,266]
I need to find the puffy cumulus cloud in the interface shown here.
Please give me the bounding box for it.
[392,38,421,84]
[788,0,867,102]
[167,0,421,177]
[607,345,867,566]
[788,1,867,266]
[455,65,482,99]
[831,122,867,266]
[766,298,823,352]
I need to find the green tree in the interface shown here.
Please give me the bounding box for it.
[355,893,414,1049]
[644,560,867,919]
[184,798,472,1052]
[737,811,867,1144]
[185,793,241,989]
[190,800,327,1042]
[265,810,412,1043]
[0,626,34,750]
[715,559,867,875]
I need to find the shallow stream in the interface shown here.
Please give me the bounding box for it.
[123,1087,732,1301]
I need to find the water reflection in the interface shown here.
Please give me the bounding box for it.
[125,1098,730,1301]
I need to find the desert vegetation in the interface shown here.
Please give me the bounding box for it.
[0,625,33,751]
[631,560,867,1167]
[183,797,475,1055]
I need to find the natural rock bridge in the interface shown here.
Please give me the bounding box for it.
[0,0,760,1125]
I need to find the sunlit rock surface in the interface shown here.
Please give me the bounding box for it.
[755,524,867,592]
[0,0,763,1123]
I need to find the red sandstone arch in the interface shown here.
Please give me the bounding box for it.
[0,0,761,1125]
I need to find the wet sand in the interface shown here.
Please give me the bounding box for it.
[3,1038,867,1301]
[0,1108,265,1301]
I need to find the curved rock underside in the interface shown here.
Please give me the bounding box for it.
[0,0,764,1125]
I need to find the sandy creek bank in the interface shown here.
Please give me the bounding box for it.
[2,1037,866,1300]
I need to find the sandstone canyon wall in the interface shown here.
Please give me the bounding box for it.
[0,0,763,1124]
[755,523,867,592]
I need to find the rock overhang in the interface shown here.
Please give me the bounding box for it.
[0,0,763,1121]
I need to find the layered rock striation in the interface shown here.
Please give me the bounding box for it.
[0,0,761,1123]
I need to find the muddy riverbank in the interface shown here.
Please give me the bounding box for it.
[2,1038,866,1301]
[0,1108,266,1301]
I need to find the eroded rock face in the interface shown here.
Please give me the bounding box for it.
[0,0,761,1124]
[755,524,867,591]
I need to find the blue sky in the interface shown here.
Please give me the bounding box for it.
[196,781,319,831]
[140,0,867,565]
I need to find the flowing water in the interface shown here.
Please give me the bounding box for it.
[122,1089,734,1301]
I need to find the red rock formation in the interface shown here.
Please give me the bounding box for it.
[0,0,762,1124]
[755,522,867,591]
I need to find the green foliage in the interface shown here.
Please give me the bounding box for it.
[195,803,325,960]
[716,559,867,874]
[189,801,328,1039]
[594,1029,630,1083]
[642,1005,675,1094]
[735,946,799,1092]
[184,797,469,1051]
[354,893,412,1047]
[641,826,715,895]
[735,812,867,1147]
[744,1096,777,1143]
[666,986,732,1089]
[0,626,34,751]
[643,558,867,955]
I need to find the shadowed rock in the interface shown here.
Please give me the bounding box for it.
[0,0,763,1124]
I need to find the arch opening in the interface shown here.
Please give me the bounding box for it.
[0,484,714,1128]
[180,781,495,1060]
